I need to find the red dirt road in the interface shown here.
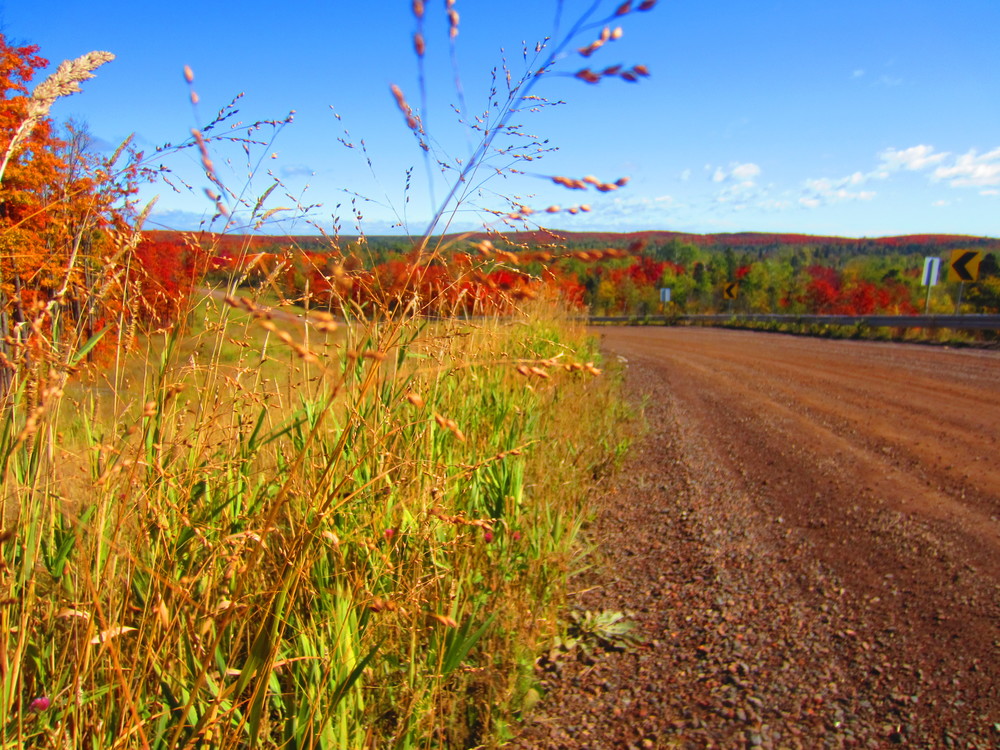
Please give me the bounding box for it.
[601,326,1000,590]
[513,327,1000,748]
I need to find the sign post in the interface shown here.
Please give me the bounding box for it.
[921,256,941,314]
[659,287,671,314]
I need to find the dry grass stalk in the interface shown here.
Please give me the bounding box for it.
[390,84,420,132]
[0,50,114,186]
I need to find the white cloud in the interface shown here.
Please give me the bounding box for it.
[878,145,948,172]
[800,175,877,208]
[711,162,761,183]
[680,169,691,181]
[797,144,1000,209]
[580,195,682,227]
[731,162,761,181]
[281,164,316,178]
[715,181,759,206]
[758,198,793,211]
[932,147,1000,187]
[852,69,865,79]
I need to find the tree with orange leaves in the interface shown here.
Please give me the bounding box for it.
[0,34,131,396]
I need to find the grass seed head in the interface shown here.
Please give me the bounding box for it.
[428,613,459,628]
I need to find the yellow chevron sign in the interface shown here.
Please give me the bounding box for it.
[723,282,739,300]
[948,249,982,283]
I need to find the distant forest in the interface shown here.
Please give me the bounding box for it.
[144,229,1000,316]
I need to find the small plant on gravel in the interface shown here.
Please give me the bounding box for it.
[548,609,645,663]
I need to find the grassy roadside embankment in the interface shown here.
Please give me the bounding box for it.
[1,292,629,749]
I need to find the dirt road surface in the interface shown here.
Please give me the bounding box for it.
[512,327,1000,749]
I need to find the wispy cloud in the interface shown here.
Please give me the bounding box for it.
[281,164,316,178]
[798,173,877,208]
[789,143,1000,216]
[871,144,1000,189]
[932,147,1000,188]
[567,194,681,229]
[711,162,761,183]
[798,144,956,208]
[706,162,763,209]
[878,144,948,172]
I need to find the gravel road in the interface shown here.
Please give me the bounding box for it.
[510,327,1000,749]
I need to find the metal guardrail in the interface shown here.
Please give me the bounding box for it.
[587,314,1000,331]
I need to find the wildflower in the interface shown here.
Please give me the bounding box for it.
[29,697,51,712]
[483,529,494,543]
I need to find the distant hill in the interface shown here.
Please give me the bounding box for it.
[477,229,1000,252]
[144,229,1000,257]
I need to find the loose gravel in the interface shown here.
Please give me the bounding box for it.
[509,328,1000,749]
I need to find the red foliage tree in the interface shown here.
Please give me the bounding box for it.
[799,266,917,315]
[130,238,203,325]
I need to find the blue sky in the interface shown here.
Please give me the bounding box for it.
[3,0,999,238]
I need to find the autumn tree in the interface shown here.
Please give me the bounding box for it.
[0,35,132,398]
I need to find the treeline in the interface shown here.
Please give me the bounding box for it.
[146,229,1000,317]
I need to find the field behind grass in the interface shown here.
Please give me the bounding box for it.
[1,290,630,749]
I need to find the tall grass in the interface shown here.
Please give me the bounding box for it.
[1,2,651,745]
[1,291,626,748]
